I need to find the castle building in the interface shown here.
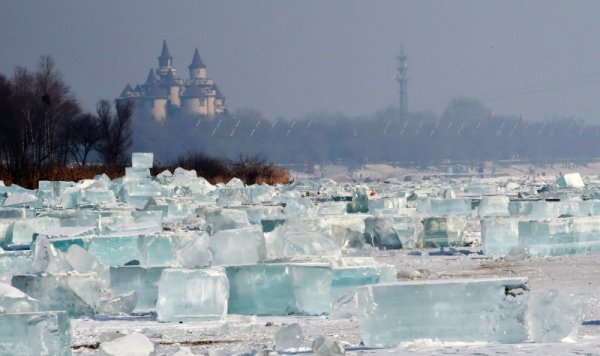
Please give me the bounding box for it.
[118,40,226,122]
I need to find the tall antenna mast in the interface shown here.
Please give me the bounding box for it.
[396,46,408,120]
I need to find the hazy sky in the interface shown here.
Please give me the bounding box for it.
[2,1,600,122]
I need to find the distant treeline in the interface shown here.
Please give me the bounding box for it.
[132,97,599,168]
[0,56,290,188]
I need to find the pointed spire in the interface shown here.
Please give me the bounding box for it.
[144,69,157,85]
[188,48,206,69]
[159,39,172,59]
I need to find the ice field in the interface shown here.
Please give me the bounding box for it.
[1,153,600,355]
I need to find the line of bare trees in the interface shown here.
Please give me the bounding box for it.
[0,56,133,180]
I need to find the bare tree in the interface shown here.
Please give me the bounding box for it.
[69,113,100,166]
[0,56,81,172]
[96,99,134,166]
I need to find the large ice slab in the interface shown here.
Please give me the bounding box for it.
[356,278,529,347]
[0,311,71,356]
[478,196,510,217]
[417,198,472,216]
[2,217,60,248]
[131,152,154,169]
[226,263,332,316]
[0,282,39,313]
[52,232,200,267]
[364,216,416,249]
[264,228,340,260]
[156,267,229,322]
[483,216,600,257]
[226,259,392,316]
[528,289,583,342]
[210,227,266,265]
[12,273,103,317]
[556,172,584,189]
[109,266,164,312]
[422,216,466,247]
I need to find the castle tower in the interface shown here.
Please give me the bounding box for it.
[157,40,176,78]
[182,84,207,116]
[396,46,408,120]
[164,69,181,108]
[188,48,207,81]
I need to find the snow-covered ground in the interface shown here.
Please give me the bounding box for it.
[71,248,600,355]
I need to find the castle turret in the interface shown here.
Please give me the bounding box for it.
[181,83,207,116]
[157,40,176,78]
[143,82,168,122]
[188,48,207,81]
[164,69,181,108]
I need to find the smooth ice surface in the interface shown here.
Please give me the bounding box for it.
[356,278,530,347]
[528,289,584,342]
[364,216,416,249]
[3,193,39,208]
[173,234,212,268]
[417,198,472,216]
[481,218,519,255]
[556,173,584,189]
[156,268,229,322]
[422,216,466,247]
[0,311,71,356]
[131,152,154,169]
[484,216,600,257]
[99,332,154,356]
[109,266,164,312]
[226,264,332,316]
[0,250,32,280]
[12,273,103,317]
[275,323,304,352]
[478,196,510,217]
[210,227,266,265]
[264,228,340,260]
[201,207,251,234]
[32,235,72,274]
[4,217,60,247]
[0,282,38,313]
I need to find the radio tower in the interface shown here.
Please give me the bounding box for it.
[396,46,408,120]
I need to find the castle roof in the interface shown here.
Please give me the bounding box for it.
[120,84,134,97]
[182,83,206,98]
[213,84,225,99]
[145,82,168,98]
[188,48,206,69]
[163,69,178,87]
[159,39,172,60]
[144,68,157,85]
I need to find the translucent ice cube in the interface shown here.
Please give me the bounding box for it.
[0,311,71,356]
[356,278,529,347]
[528,289,584,342]
[156,268,229,322]
[131,152,154,169]
[275,323,304,352]
[210,227,266,265]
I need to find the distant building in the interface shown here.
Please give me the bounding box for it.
[117,40,226,122]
